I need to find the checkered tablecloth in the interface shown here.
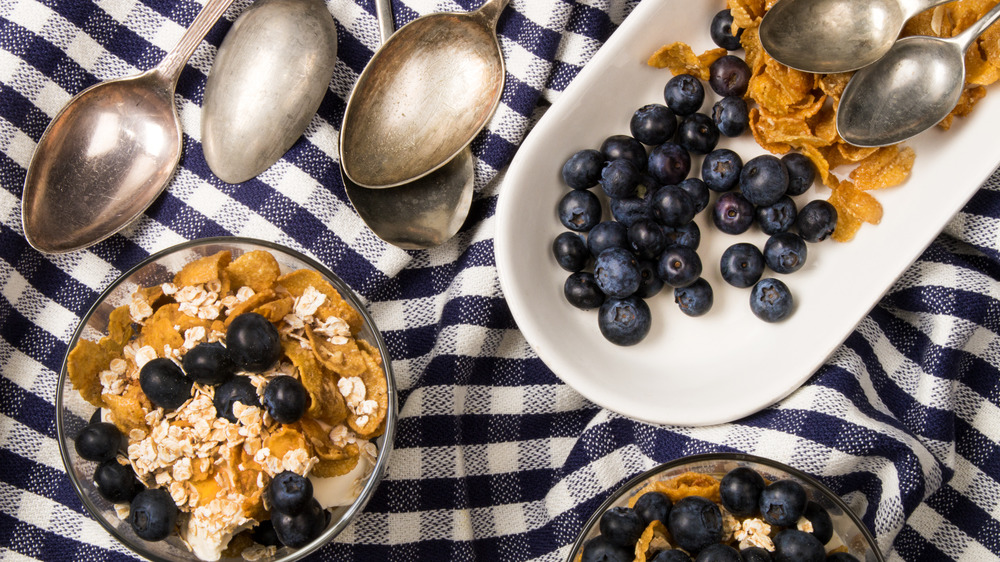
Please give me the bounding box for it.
[2,0,1000,560]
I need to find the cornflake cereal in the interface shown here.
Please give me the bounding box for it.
[67,249,387,560]
[650,0,1000,241]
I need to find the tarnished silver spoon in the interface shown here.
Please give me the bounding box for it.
[341,0,475,250]
[837,0,1000,147]
[339,0,507,189]
[759,0,955,73]
[21,0,235,253]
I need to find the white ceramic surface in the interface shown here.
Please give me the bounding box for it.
[495,0,1000,426]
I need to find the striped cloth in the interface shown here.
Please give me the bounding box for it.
[2,0,999,560]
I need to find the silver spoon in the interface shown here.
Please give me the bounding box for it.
[201,0,338,184]
[339,0,507,188]
[341,0,475,250]
[21,0,235,253]
[836,1,1000,147]
[759,0,955,73]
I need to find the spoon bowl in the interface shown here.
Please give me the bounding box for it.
[759,0,952,73]
[340,0,507,189]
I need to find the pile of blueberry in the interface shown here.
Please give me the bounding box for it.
[581,466,861,562]
[552,9,837,345]
[262,471,330,547]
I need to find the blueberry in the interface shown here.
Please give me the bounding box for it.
[600,158,641,199]
[226,312,282,372]
[677,113,720,155]
[772,529,826,562]
[664,74,704,116]
[263,376,309,424]
[650,185,696,227]
[678,178,710,213]
[750,278,794,322]
[598,296,652,346]
[652,551,694,562]
[581,535,632,562]
[272,497,327,548]
[781,152,817,196]
[75,422,123,463]
[565,272,606,310]
[610,194,653,228]
[796,200,838,242]
[600,506,645,547]
[710,9,744,50]
[712,96,749,137]
[709,55,751,97]
[720,243,764,289]
[662,222,701,250]
[719,466,766,517]
[252,519,281,547]
[629,219,668,261]
[825,554,861,562]
[563,149,606,189]
[635,260,665,299]
[268,470,314,515]
[658,246,702,288]
[759,479,808,526]
[601,134,648,171]
[740,154,789,207]
[763,232,807,274]
[740,546,773,562]
[588,221,630,257]
[558,189,603,232]
[648,142,691,186]
[631,103,678,145]
[756,196,798,235]
[139,357,192,410]
[803,501,833,544]
[94,459,142,503]
[695,543,742,562]
[667,495,723,554]
[701,149,743,192]
[129,488,177,541]
[674,278,713,317]
[594,248,642,298]
[214,375,261,423]
[182,341,235,386]
[634,491,672,526]
[553,231,590,272]
[712,192,755,235]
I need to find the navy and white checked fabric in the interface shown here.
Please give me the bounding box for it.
[2,0,1000,560]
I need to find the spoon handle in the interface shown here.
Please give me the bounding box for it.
[155,0,238,87]
[953,0,1000,51]
[375,0,394,43]
[474,0,510,28]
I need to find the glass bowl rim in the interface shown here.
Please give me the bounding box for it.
[564,452,885,562]
[54,236,398,562]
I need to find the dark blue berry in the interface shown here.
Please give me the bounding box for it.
[227,312,282,373]
[658,246,702,288]
[757,196,798,235]
[650,185,696,227]
[664,74,704,116]
[662,222,701,250]
[720,466,766,517]
[600,506,645,547]
[94,459,142,503]
[631,103,678,145]
[629,219,668,261]
[773,529,826,562]
[677,113,720,155]
[741,547,773,562]
[652,551,694,562]
[668,495,723,554]
[271,497,327,548]
[558,189,603,232]
[588,221,630,257]
[214,375,261,423]
[634,491,672,526]
[678,178,710,213]
[565,272,606,310]
[129,488,178,541]
[648,142,691,186]
[712,96,749,137]
[796,200,838,242]
[252,519,281,546]
[600,159,641,199]
[581,535,632,562]
[763,232,807,274]
[595,248,642,299]
[759,479,808,526]
[75,422,122,463]
[610,194,653,228]
[803,501,833,544]
[553,231,590,272]
[782,152,816,196]
[740,154,789,207]
[674,278,713,317]
[712,191,755,235]
[720,243,764,288]
[268,470,314,515]
[598,296,652,346]
[635,260,665,299]
[695,543,742,562]
[701,148,743,192]
[710,9,744,50]
[139,357,192,410]
[182,341,235,386]
[263,376,309,424]
[601,134,648,171]
[709,55,751,97]
[563,149,606,189]
[750,278,794,322]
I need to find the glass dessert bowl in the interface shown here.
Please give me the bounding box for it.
[55,237,397,562]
